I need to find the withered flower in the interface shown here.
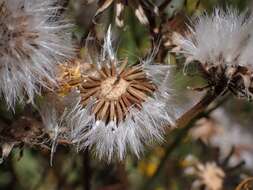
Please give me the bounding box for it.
[40,27,176,161]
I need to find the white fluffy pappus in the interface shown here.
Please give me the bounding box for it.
[39,92,92,164]
[210,108,253,170]
[175,8,253,67]
[0,0,75,108]
[238,32,253,67]
[40,27,177,161]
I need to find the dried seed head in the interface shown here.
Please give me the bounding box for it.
[79,61,156,124]
[41,27,176,161]
[0,0,75,108]
[172,7,253,100]
[175,8,252,67]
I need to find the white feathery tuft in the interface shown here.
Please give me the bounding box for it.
[39,92,92,164]
[71,29,176,161]
[238,31,253,67]
[0,0,75,108]
[210,108,253,169]
[175,8,252,66]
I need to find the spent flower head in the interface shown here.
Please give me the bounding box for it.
[0,0,75,108]
[173,7,253,100]
[40,27,176,161]
[174,8,252,66]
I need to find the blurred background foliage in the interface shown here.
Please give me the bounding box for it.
[0,0,253,190]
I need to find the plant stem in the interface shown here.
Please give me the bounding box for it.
[83,149,91,190]
[117,162,128,190]
[176,89,224,128]
[144,85,226,189]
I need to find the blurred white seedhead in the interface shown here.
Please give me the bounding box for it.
[173,7,253,99]
[0,0,75,108]
[193,162,225,190]
[174,8,252,67]
[210,108,253,170]
[183,156,225,190]
[183,152,249,190]
[40,27,176,161]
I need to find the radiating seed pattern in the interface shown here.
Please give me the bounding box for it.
[58,60,157,124]
[81,61,156,124]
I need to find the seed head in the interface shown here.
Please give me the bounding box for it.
[173,7,253,100]
[175,8,252,67]
[41,27,176,161]
[0,0,75,108]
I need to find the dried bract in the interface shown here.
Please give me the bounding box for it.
[94,0,158,27]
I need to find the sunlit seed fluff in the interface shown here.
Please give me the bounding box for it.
[0,0,75,108]
[42,28,176,161]
[175,8,252,67]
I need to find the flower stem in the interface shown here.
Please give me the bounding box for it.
[144,84,227,189]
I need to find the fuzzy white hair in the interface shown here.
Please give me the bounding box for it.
[81,29,176,161]
[176,8,252,66]
[0,0,75,108]
[210,108,253,169]
[82,78,176,161]
[40,27,176,161]
[238,32,253,67]
[39,92,92,164]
